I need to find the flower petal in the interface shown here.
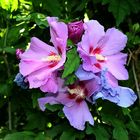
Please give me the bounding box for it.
[47,17,68,52]
[75,65,96,81]
[63,101,94,130]
[38,92,75,111]
[82,20,105,50]
[116,86,137,107]
[19,37,57,76]
[100,28,127,56]
[101,53,128,80]
[40,73,58,93]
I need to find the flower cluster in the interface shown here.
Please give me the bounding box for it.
[15,17,137,130]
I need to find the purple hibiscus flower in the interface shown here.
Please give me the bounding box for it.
[76,67,137,107]
[19,17,68,93]
[78,20,128,80]
[38,77,100,130]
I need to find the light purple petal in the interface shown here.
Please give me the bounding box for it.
[38,92,75,111]
[26,68,51,88]
[101,53,128,80]
[100,28,127,56]
[63,101,94,130]
[75,65,96,81]
[92,70,137,107]
[80,20,105,52]
[40,73,58,93]
[116,86,137,107]
[19,37,57,76]
[47,17,68,51]
[106,72,118,87]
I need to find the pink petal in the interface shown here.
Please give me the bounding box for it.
[63,101,94,130]
[26,67,52,88]
[47,17,68,52]
[101,53,128,80]
[38,92,75,111]
[100,28,127,56]
[79,20,105,53]
[40,73,58,93]
[19,37,57,76]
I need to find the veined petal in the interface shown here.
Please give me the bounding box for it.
[63,101,94,130]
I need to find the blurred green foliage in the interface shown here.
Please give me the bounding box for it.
[0,0,140,139]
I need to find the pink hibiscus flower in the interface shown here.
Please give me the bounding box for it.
[38,77,100,130]
[19,17,68,93]
[78,20,128,80]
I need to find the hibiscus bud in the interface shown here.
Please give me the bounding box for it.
[68,20,84,44]
[16,49,24,59]
[14,73,28,89]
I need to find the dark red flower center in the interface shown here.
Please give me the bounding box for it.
[89,46,107,69]
[67,83,88,103]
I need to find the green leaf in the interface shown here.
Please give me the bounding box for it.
[60,131,75,140]
[113,127,128,140]
[0,0,18,11]
[24,112,46,130]
[35,133,46,140]
[4,131,35,140]
[45,0,61,16]
[32,92,42,108]
[45,104,62,112]
[86,125,110,140]
[31,13,48,28]
[102,0,140,26]
[62,47,80,78]
[65,74,77,85]
[46,124,66,138]
[3,47,15,54]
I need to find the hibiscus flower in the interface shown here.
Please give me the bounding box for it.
[38,77,100,130]
[78,20,128,80]
[19,17,68,93]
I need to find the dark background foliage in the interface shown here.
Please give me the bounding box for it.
[0,0,140,139]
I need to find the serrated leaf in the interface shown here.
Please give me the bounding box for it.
[113,127,128,140]
[62,48,80,78]
[102,0,140,26]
